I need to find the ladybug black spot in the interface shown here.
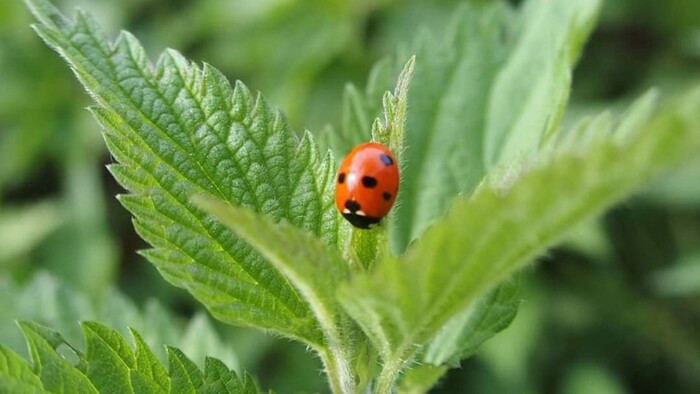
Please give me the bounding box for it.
[342,213,381,229]
[362,176,378,188]
[344,200,361,213]
[382,192,392,201]
[379,153,394,166]
[337,172,346,184]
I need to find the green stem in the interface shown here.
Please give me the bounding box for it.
[353,336,377,394]
[373,357,404,394]
[319,345,355,394]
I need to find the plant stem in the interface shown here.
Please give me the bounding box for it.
[373,357,403,394]
[319,346,355,394]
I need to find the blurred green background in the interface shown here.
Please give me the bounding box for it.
[1,0,699,392]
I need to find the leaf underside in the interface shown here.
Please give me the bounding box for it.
[391,0,600,253]
[339,87,700,371]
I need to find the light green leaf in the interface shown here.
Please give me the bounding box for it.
[8,321,257,394]
[391,0,601,253]
[201,357,257,394]
[373,55,415,155]
[651,252,700,297]
[168,346,205,393]
[485,0,600,167]
[94,290,141,341]
[194,198,350,328]
[130,328,169,393]
[25,0,338,346]
[343,56,415,272]
[0,272,238,372]
[421,274,522,366]
[18,321,97,394]
[0,200,62,265]
[561,362,626,394]
[194,197,354,393]
[395,364,447,394]
[322,57,395,156]
[6,273,91,354]
[0,344,44,393]
[43,128,118,296]
[178,313,239,374]
[203,0,366,128]
[339,86,700,391]
[82,322,136,394]
[130,370,167,394]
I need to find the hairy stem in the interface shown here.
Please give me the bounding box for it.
[319,345,355,394]
[373,356,405,394]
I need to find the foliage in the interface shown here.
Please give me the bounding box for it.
[0,272,240,370]
[0,320,256,393]
[1,0,699,392]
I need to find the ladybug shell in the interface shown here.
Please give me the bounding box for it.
[335,142,399,229]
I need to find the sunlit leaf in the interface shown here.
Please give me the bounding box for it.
[25,0,339,346]
[339,87,700,390]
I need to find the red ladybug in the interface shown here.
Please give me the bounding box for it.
[335,142,399,229]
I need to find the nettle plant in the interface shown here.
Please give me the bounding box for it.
[3,0,700,392]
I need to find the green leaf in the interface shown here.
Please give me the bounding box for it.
[421,274,522,366]
[205,0,365,129]
[18,321,97,393]
[24,0,339,346]
[130,328,169,393]
[0,272,238,372]
[344,56,415,272]
[339,86,700,390]
[82,322,136,394]
[0,273,89,360]
[321,57,395,156]
[0,344,44,393]
[178,313,240,375]
[168,346,205,393]
[201,357,257,394]
[7,321,257,394]
[651,252,700,297]
[167,346,259,394]
[394,364,447,394]
[484,0,600,167]
[194,197,354,393]
[47,140,119,297]
[373,55,415,155]
[0,200,62,265]
[391,0,601,253]
[194,198,350,331]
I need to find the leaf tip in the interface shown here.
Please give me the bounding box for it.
[24,0,70,31]
[232,80,254,120]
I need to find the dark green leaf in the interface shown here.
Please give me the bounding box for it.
[25,0,339,346]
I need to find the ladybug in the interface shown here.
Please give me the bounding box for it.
[335,142,399,229]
